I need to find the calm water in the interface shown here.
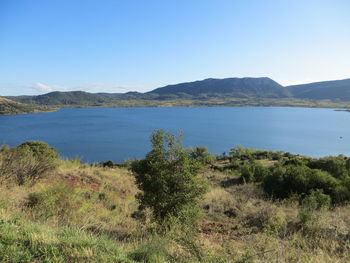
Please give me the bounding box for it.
[0,107,349,162]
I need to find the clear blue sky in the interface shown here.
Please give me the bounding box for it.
[1,0,349,95]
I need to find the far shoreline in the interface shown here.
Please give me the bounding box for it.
[1,100,350,116]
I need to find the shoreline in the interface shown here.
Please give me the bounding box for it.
[0,108,59,116]
[1,101,349,115]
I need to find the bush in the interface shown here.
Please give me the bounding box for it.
[262,164,340,202]
[307,155,349,178]
[301,189,331,211]
[131,130,208,232]
[230,145,253,161]
[332,176,350,203]
[99,160,118,168]
[18,141,59,162]
[230,146,285,162]
[0,144,57,185]
[240,161,269,183]
[240,164,255,183]
[282,156,309,166]
[246,206,286,235]
[189,146,215,165]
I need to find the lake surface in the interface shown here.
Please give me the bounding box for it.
[0,107,349,162]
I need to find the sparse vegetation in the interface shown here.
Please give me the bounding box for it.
[0,136,349,262]
[0,96,55,115]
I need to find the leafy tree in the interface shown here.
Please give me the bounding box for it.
[131,130,208,231]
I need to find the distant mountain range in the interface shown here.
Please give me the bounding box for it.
[4,77,350,107]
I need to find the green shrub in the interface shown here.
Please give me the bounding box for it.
[241,161,269,183]
[246,206,286,235]
[282,156,309,166]
[307,169,340,196]
[262,209,286,235]
[301,189,331,211]
[18,141,59,162]
[0,144,57,185]
[241,164,255,183]
[307,155,349,178]
[230,145,253,161]
[298,209,313,227]
[131,130,208,232]
[230,146,285,162]
[189,146,215,165]
[332,176,350,203]
[262,164,341,202]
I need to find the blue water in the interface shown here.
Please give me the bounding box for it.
[0,107,349,162]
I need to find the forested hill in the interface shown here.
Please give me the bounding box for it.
[149,77,291,98]
[7,90,156,106]
[7,77,292,105]
[6,77,350,107]
[287,78,350,101]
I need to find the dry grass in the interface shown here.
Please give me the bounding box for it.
[199,175,350,263]
[0,157,349,262]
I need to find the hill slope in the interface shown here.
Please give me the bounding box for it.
[150,77,291,98]
[287,78,350,101]
[0,97,54,114]
[7,91,142,106]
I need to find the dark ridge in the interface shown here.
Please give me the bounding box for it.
[287,78,350,101]
[149,77,291,98]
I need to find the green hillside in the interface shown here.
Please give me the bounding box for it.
[0,97,55,115]
[150,77,291,98]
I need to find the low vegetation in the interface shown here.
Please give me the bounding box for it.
[0,97,55,115]
[0,134,349,262]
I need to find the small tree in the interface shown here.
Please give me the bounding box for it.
[131,130,208,231]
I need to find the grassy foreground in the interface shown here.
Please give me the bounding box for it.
[0,143,349,262]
